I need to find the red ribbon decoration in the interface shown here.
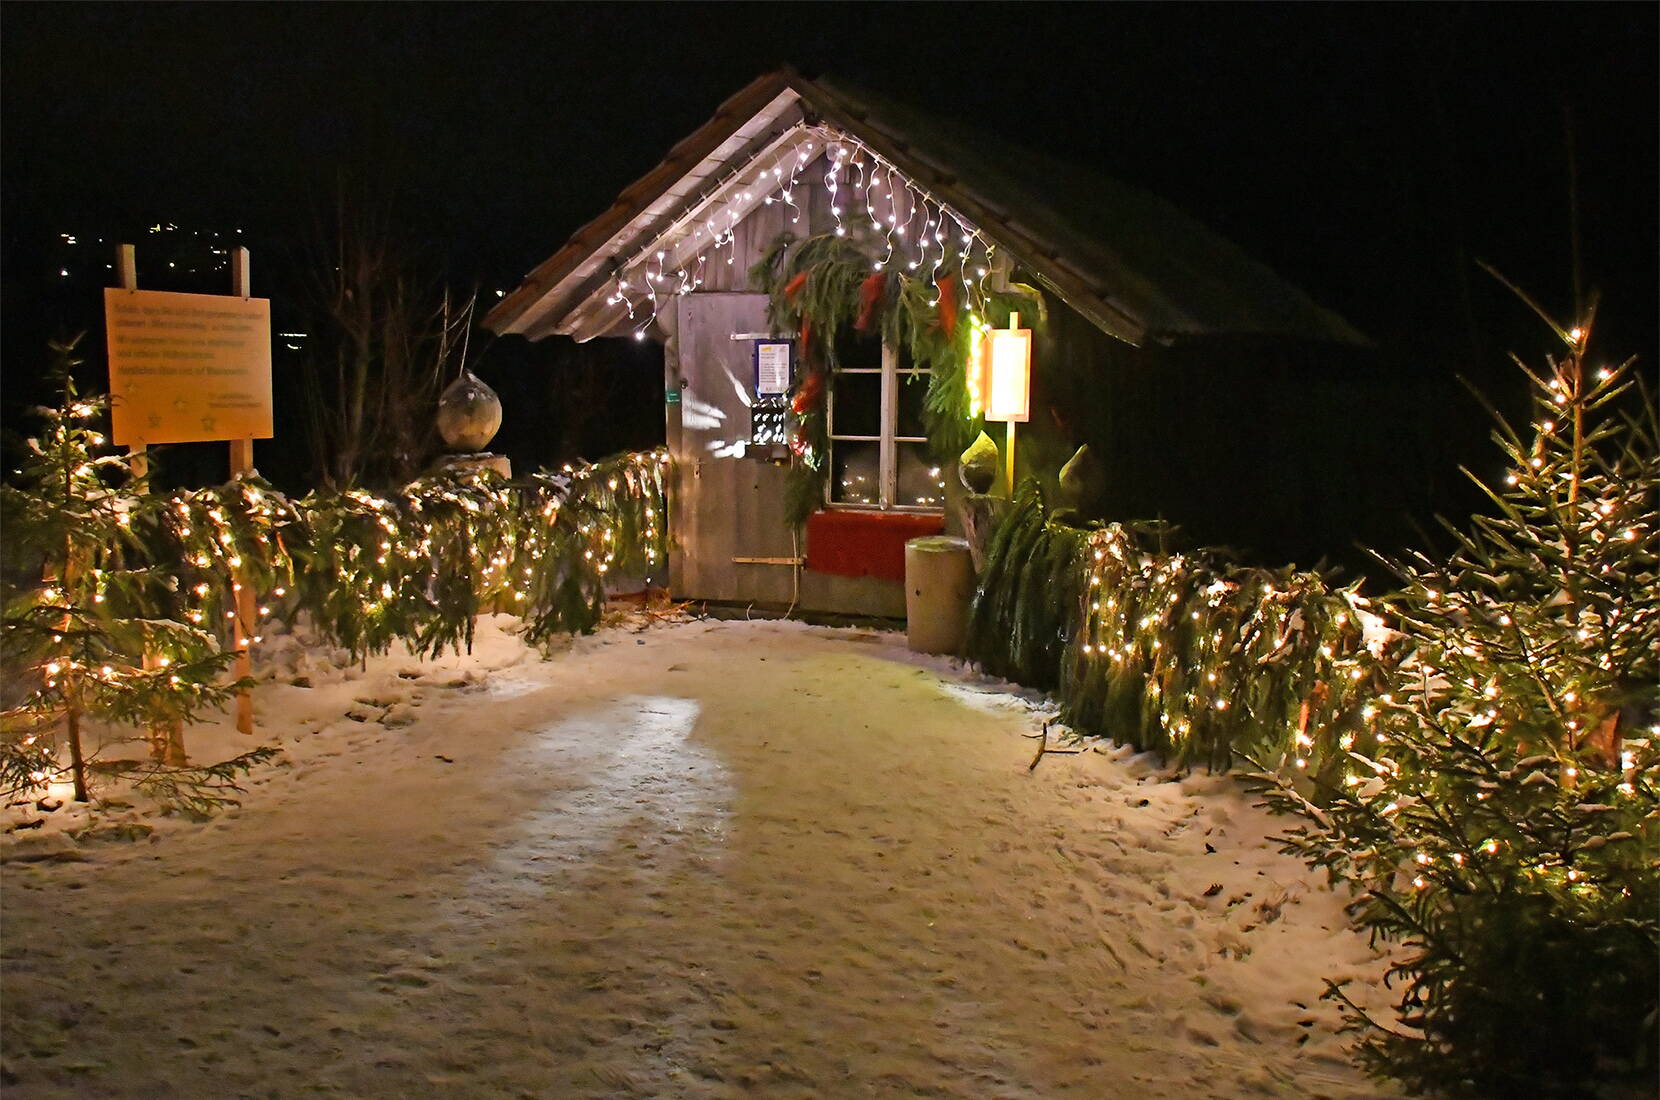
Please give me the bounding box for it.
[936,274,959,339]
[855,272,887,332]
[791,367,824,415]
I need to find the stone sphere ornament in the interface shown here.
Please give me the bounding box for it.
[436,370,503,453]
[959,431,1000,493]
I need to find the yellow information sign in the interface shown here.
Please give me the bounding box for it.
[104,288,273,446]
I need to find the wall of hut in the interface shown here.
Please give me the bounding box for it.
[660,153,925,616]
[660,151,1443,610]
[1018,302,1447,575]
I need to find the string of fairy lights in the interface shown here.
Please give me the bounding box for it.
[1064,520,1385,773]
[605,123,1002,340]
[13,398,672,784]
[64,454,670,655]
[995,440,1652,899]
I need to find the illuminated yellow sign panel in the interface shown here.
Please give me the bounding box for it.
[985,326,1032,423]
[104,288,274,446]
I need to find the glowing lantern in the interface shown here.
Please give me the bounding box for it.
[967,312,1033,491]
[984,314,1032,424]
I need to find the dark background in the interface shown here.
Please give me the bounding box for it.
[4,4,1654,528]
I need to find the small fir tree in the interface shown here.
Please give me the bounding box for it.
[1252,298,1659,1097]
[1,338,243,801]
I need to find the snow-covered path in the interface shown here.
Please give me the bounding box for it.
[3,617,1394,1098]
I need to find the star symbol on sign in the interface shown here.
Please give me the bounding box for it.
[173,397,189,412]
[147,413,162,428]
[200,415,217,433]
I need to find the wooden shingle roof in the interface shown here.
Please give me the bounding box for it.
[486,69,1365,348]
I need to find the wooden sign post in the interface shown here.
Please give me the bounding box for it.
[116,245,183,763]
[228,248,256,737]
[109,243,269,743]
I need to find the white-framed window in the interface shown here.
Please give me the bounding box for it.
[826,339,946,511]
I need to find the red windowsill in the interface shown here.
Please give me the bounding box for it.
[805,509,946,582]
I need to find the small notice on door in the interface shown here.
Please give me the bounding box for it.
[104,288,273,445]
[754,340,792,397]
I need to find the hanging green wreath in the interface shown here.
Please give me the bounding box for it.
[749,232,1045,529]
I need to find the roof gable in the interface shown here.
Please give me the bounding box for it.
[485,69,1365,348]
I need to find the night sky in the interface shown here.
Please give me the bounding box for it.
[3,3,1655,486]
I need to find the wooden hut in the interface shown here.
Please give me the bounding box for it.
[485,69,1381,617]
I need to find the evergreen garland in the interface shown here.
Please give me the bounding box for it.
[145,453,669,665]
[966,483,1389,772]
[3,355,671,798]
[750,231,1044,527]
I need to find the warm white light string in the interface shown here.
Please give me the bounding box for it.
[605,123,1002,340]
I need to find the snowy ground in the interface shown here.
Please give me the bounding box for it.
[2,614,1397,1098]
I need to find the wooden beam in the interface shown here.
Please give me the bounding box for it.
[530,115,810,340]
[544,127,815,341]
[485,72,801,335]
[116,245,146,480]
[117,243,187,764]
[229,247,255,737]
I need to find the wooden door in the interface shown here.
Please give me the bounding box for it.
[670,293,797,607]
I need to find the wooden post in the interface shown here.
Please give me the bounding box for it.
[1003,311,1019,494]
[1005,419,1017,495]
[229,247,255,736]
[117,246,147,481]
[118,244,189,765]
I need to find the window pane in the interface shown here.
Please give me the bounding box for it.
[830,442,881,505]
[897,443,947,509]
[835,327,883,369]
[831,372,882,438]
[896,372,930,439]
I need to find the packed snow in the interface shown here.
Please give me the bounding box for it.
[3,613,1398,1098]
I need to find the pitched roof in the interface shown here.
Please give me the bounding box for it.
[485,69,1366,348]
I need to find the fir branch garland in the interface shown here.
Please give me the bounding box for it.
[751,231,1045,527]
[967,483,1392,774]
[4,355,671,793]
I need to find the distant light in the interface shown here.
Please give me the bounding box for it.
[495,290,505,298]
[59,269,69,277]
